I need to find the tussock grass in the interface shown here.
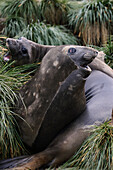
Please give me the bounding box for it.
[1,0,40,37]
[68,0,113,45]
[2,16,26,38]
[1,0,39,24]
[16,22,79,45]
[40,0,70,25]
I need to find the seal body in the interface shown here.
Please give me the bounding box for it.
[46,70,113,166]
[2,37,113,169]
[15,45,97,148]
[1,70,113,169]
[0,40,98,170]
[0,38,113,169]
[24,70,113,168]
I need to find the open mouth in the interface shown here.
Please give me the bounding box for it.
[4,39,12,62]
[4,51,12,61]
[79,65,92,79]
[80,65,91,71]
[81,64,91,70]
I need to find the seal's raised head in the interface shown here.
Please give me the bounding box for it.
[62,45,98,67]
[4,37,54,65]
[4,37,32,65]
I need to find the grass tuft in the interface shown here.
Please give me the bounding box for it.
[2,16,26,38]
[68,0,113,45]
[39,0,70,25]
[16,22,79,45]
[1,0,39,24]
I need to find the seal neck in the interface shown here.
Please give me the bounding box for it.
[30,41,55,63]
[37,44,55,62]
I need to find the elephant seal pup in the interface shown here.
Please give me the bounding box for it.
[5,37,113,78]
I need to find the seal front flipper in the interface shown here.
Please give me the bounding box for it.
[33,65,91,152]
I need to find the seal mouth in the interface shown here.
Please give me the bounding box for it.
[4,40,12,62]
[82,64,90,69]
[80,65,91,72]
[79,65,92,79]
[80,61,92,71]
[79,65,92,72]
[4,51,12,61]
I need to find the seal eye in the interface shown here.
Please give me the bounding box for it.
[68,48,76,55]
[21,47,27,54]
